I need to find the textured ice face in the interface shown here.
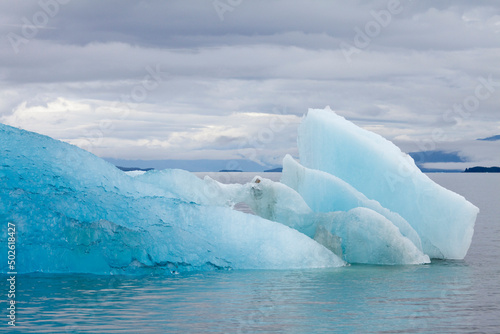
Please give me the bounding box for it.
[319,208,430,265]
[281,155,424,253]
[297,108,479,259]
[231,176,430,265]
[0,123,344,274]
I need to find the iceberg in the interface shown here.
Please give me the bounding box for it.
[225,176,430,265]
[134,170,429,265]
[0,106,478,273]
[297,107,479,259]
[316,208,430,265]
[0,123,343,274]
[281,155,424,253]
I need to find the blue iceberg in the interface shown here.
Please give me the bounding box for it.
[213,175,430,265]
[0,123,343,274]
[0,107,478,274]
[297,108,478,259]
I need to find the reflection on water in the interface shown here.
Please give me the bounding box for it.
[12,262,482,333]
[5,173,500,333]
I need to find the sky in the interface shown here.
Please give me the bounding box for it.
[1,0,499,170]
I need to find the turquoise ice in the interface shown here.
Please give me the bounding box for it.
[0,107,478,273]
[297,108,479,259]
[0,123,343,274]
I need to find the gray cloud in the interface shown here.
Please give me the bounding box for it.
[0,0,499,167]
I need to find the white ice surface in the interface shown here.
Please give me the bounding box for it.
[297,108,479,259]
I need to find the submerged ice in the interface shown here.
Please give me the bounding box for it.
[0,107,478,274]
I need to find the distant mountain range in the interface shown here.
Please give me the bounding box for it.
[407,150,465,172]
[105,158,278,172]
[407,149,499,173]
[408,150,466,164]
[464,166,500,173]
[107,149,499,173]
[477,135,500,141]
[264,167,283,172]
[116,166,154,172]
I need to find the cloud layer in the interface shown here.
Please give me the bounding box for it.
[1,0,499,167]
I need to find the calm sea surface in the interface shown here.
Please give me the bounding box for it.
[3,173,500,333]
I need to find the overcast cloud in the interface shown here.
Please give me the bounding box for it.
[1,0,499,168]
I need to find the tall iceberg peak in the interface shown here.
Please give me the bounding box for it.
[297,107,479,259]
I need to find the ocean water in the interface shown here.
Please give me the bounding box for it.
[4,173,500,333]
